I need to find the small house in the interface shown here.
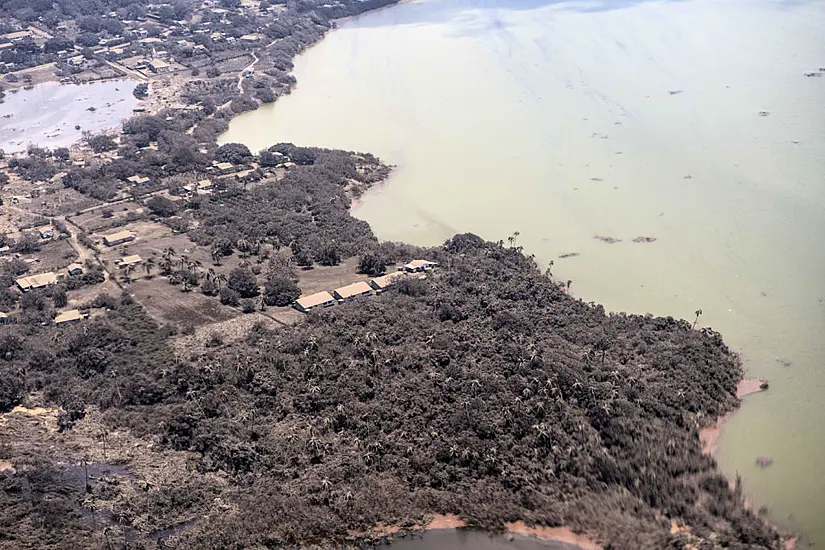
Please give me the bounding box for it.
[0,312,8,323]
[369,272,406,292]
[16,272,58,292]
[402,259,438,273]
[333,281,373,302]
[0,246,10,256]
[102,230,135,247]
[147,59,170,73]
[66,262,84,276]
[37,226,54,239]
[294,291,336,313]
[54,309,87,326]
[197,179,213,191]
[117,255,143,269]
[127,175,151,185]
[214,161,234,174]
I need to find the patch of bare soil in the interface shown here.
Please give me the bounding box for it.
[129,278,237,328]
[169,312,280,357]
[296,256,372,295]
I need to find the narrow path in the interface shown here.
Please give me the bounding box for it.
[237,52,260,94]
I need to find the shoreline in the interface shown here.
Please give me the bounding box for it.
[699,379,798,550]
[363,514,601,549]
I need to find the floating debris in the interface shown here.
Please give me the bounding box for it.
[758,110,770,117]
[804,72,823,78]
[683,175,693,179]
[668,90,683,95]
[776,358,792,367]
[594,235,621,244]
[590,177,603,182]
[633,236,657,243]
[755,456,774,468]
[558,252,580,259]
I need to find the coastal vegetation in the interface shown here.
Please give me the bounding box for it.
[0,226,781,549]
[0,0,792,548]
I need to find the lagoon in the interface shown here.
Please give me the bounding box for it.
[0,80,137,154]
[220,0,825,543]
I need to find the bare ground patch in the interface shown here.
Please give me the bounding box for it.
[129,278,237,328]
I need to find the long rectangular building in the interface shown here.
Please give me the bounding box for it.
[294,291,336,313]
[16,272,58,292]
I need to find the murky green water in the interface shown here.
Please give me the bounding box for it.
[221,0,825,542]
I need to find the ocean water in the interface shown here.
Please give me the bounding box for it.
[220,0,825,542]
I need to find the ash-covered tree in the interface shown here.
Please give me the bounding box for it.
[216,143,253,165]
[219,286,239,306]
[316,242,341,266]
[146,196,179,218]
[263,275,300,306]
[227,267,259,298]
[357,252,386,276]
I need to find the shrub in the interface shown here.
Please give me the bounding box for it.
[358,253,386,276]
[263,276,300,306]
[227,268,259,298]
[219,287,239,306]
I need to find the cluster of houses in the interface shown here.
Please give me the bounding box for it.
[293,260,438,313]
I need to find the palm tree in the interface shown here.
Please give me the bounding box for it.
[178,254,190,272]
[693,309,703,329]
[214,272,227,289]
[122,264,134,283]
[210,246,222,265]
[237,238,251,258]
[190,259,203,278]
[143,258,155,277]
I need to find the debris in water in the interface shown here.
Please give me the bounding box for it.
[755,456,774,468]
[632,236,657,243]
[558,252,580,259]
[668,90,683,95]
[804,72,823,77]
[594,235,621,244]
[758,110,770,117]
[776,358,792,367]
[590,177,603,182]
[683,175,693,179]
